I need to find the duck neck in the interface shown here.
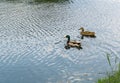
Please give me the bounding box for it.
[67,37,70,43]
[81,28,84,32]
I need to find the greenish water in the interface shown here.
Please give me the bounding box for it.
[2,0,69,3]
[0,0,120,83]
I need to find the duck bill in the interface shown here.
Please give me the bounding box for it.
[64,35,66,38]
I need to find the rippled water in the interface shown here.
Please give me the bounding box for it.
[0,0,120,83]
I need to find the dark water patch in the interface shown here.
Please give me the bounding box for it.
[0,0,22,3]
[34,0,69,3]
[0,0,71,4]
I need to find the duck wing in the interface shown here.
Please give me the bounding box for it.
[70,40,80,44]
[81,31,95,36]
[68,42,80,47]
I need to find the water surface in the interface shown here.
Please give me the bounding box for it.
[0,0,120,83]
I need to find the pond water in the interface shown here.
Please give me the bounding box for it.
[0,0,120,83]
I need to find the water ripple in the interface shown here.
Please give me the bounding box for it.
[0,0,120,83]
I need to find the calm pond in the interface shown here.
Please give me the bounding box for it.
[0,0,120,83]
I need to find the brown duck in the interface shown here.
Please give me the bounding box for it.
[79,27,96,37]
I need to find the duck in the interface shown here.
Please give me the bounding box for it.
[79,27,96,38]
[64,35,82,49]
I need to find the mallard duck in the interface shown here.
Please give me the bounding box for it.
[79,27,96,38]
[64,35,82,49]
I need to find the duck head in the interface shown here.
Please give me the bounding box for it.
[64,35,70,43]
[79,27,84,32]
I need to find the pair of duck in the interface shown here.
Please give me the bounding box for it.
[64,27,96,49]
